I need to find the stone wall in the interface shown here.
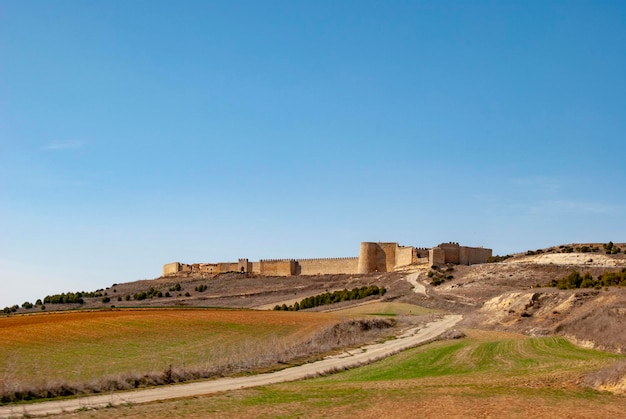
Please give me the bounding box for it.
[296,257,359,275]
[430,243,492,266]
[161,241,492,278]
[238,259,250,273]
[163,262,181,276]
[217,262,239,273]
[463,247,492,265]
[357,242,378,274]
[251,261,260,274]
[259,260,295,276]
[395,246,414,268]
[377,242,398,272]
[429,247,446,267]
[438,242,461,264]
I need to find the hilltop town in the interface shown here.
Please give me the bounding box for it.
[162,241,493,277]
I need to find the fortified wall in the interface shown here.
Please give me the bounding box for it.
[162,241,491,277]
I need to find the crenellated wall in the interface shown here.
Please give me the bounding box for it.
[429,242,492,266]
[296,257,359,275]
[162,241,492,277]
[259,259,296,276]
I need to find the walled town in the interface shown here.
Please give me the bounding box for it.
[162,241,492,277]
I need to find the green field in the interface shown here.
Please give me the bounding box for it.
[58,329,626,418]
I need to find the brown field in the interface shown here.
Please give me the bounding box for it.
[0,308,353,401]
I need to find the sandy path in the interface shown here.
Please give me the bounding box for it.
[0,315,461,418]
[405,272,428,296]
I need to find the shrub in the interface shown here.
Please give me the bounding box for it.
[487,255,512,263]
[102,296,111,303]
[276,285,386,311]
[430,277,445,286]
[43,292,85,305]
[134,292,147,301]
[546,268,626,289]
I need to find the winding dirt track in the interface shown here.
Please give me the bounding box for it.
[0,315,461,418]
[405,272,428,296]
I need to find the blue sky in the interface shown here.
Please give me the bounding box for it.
[1,1,625,308]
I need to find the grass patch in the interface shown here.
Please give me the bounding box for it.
[325,333,621,383]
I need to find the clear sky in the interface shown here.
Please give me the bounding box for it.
[2,1,625,308]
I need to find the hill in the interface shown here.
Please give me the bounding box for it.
[3,242,626,404]
[4,243,626,353]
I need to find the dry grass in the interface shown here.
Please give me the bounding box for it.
[323,301,435,316]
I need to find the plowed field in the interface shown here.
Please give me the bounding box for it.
[0,309,336,397]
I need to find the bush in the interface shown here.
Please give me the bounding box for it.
[43,292,84,305]
[102,296,111,303]
[428,269,449,286]
[134,292,147,301]
[487,255,512,263]
[195,284,208,292]
[275,285,386,311]
[546,268,626,289]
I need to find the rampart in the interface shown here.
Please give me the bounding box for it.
[296,257,359,275]
[429,242,492,266]
[162,241,492,277]
[259,259,296,276]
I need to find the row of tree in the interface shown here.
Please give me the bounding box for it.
[274,285,386,311]
[545,268,626,289]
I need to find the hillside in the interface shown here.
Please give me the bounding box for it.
[4,242,626,355]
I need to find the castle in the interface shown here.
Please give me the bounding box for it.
[162,242,492,277]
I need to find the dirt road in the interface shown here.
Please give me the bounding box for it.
[0,315,461,418]
[405,272,428,296]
